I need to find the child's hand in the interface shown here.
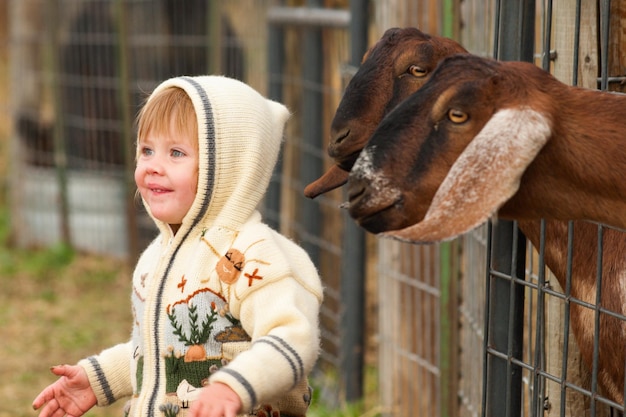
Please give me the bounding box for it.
[32,364,96,417]
[188,382,242,417]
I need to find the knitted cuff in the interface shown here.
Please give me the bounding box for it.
[77,344,133,406]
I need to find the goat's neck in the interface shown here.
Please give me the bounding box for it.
[502,89,626,230]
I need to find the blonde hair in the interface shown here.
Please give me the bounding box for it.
[135,87,198,159]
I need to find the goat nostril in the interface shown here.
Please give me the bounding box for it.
[335,128,350,144]
[328,128,350,158]
[330,127,350,146]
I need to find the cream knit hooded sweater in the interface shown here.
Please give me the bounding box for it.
[78,76,323,417]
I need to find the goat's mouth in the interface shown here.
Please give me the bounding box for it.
[351,203,404,234]
[336,151,361,172]
[346,184,408,234]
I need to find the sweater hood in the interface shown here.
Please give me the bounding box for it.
[143,76,290,237]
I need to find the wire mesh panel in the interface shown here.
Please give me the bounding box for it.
[378,240,442,416]
[458,228,489,417]
[9,0,251,258]
[481,0,626,416]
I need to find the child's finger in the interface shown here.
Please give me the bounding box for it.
[32,389,50,410]
[49,365,67,377]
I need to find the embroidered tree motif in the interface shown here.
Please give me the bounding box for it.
[159,403,180,417]
[168,304,218,362]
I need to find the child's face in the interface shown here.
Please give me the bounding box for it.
[135,126,198,232]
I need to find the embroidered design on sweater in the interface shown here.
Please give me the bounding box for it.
[177,275,187,293]
[167,302,218,362]
[201,233,270,285]
[143,285,253,413]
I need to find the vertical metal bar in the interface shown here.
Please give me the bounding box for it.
[559,222,575,417]
[531,220,547,417]
[541,0,553,72]
[299,0,322,264]
[506,223,525,417]
[594,1,610,409]
[599,0,611,91]
[266,15,285,230]
[571,0,582,86]
[114,0,138,262]
[590,226,605,417]
[45,0,71,247]
[482,221,494,417]
[622,357,626,415]
[340,0,366,402]
[493,0,502,60]
[483,0,535,415]
[486,222,525,417]
[495,0,535,62]
[596,5,610,410]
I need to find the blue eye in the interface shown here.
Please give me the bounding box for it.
[141,147,154,157]
[172,149,185,158]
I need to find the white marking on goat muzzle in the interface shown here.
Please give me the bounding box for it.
[351,146,402,209]
[384,107,552,243]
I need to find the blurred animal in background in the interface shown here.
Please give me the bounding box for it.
[345,52,626,405]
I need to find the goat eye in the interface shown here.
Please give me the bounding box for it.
[448,109,469,124]
[408,65,427,77]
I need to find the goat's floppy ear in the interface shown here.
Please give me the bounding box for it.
[384,107,551,243]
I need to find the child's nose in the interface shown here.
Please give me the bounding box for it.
[145,154,165,174]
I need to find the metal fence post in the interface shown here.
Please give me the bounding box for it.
[113,0,139,263]
[299,0,323,265]
[266,11,285,231]
[484,1,535,416]
[45,0,71,247]
[339,0,367,402]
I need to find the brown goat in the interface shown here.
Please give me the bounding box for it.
[303,27,467,198]
[346,53,626,405]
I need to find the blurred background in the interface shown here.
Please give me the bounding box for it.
[2,1,626,417]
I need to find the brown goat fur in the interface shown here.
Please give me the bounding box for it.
[303,27,467,198]
[345,52,626,404]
